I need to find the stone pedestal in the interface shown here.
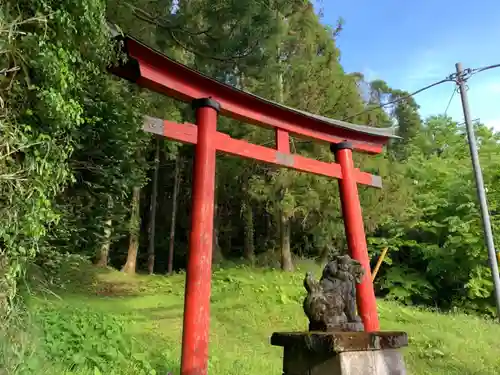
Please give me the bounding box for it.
[271,331,408,375]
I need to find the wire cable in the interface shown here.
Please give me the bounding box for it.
[449,63,500,83]
[343,78,453,122]
[472,63,500,75]
[341,62,500,124]
[456,118,480,127]
[444,86,457,117]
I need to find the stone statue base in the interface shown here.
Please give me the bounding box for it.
[271,331,408,375]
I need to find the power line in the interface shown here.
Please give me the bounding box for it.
[344,61,500,124]
[456,118,480,126]
[343,77,453,122]
[447,62,500,83]
[444,86,457,117]
[472,63,500,75]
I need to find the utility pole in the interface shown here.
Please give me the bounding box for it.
[455,62,500,321]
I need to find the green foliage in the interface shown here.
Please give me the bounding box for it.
[1,0,114,310]
[3,5,499,375]
[36,305,156,374]
[1,0,148,311]
[49,79,149,258]
[369,116,500,315]
[2,0,500,329]
[379,266,434,305]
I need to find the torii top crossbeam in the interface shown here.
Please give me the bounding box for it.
[108,26,398,375]
[109,30,396,153]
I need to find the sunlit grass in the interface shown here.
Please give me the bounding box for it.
[26,262,500,374]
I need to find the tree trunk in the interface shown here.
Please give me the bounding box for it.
[96,218,112,267]
[167,152,182,275]
[243,201,255,263]
[213,225,223,263]
[122,186,141,274]
[277,69,284,103]
[212,178,223,264]
[147,139,160,274]
[263,212,273,250]
[279,213,294,272]
[275,43,293,271]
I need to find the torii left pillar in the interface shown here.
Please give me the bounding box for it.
[181,98,220,375]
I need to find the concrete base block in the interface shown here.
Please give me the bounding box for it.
[271,331,408,375]
[338,349,406,375]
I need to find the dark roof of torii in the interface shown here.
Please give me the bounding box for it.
[107,24,399,151]
[265,100,397,139]
[210,75,398,139]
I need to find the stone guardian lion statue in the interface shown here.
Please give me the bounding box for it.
[303,254,365,332]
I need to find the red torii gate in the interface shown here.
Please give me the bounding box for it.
[109,30,397,375]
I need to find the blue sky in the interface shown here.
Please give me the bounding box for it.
[314,0,500,130]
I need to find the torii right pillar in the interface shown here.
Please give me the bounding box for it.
[272,142,410,375]
[332,141,380,332]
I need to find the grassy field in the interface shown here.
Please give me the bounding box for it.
[6,260,500,374]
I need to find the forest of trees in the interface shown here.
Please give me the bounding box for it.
[2,0,500,318]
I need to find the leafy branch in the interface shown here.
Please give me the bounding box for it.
[121,1,262,62]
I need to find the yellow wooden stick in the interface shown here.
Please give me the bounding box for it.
[371,247,389,282]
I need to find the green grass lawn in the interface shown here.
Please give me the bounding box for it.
[17,261,500,374]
